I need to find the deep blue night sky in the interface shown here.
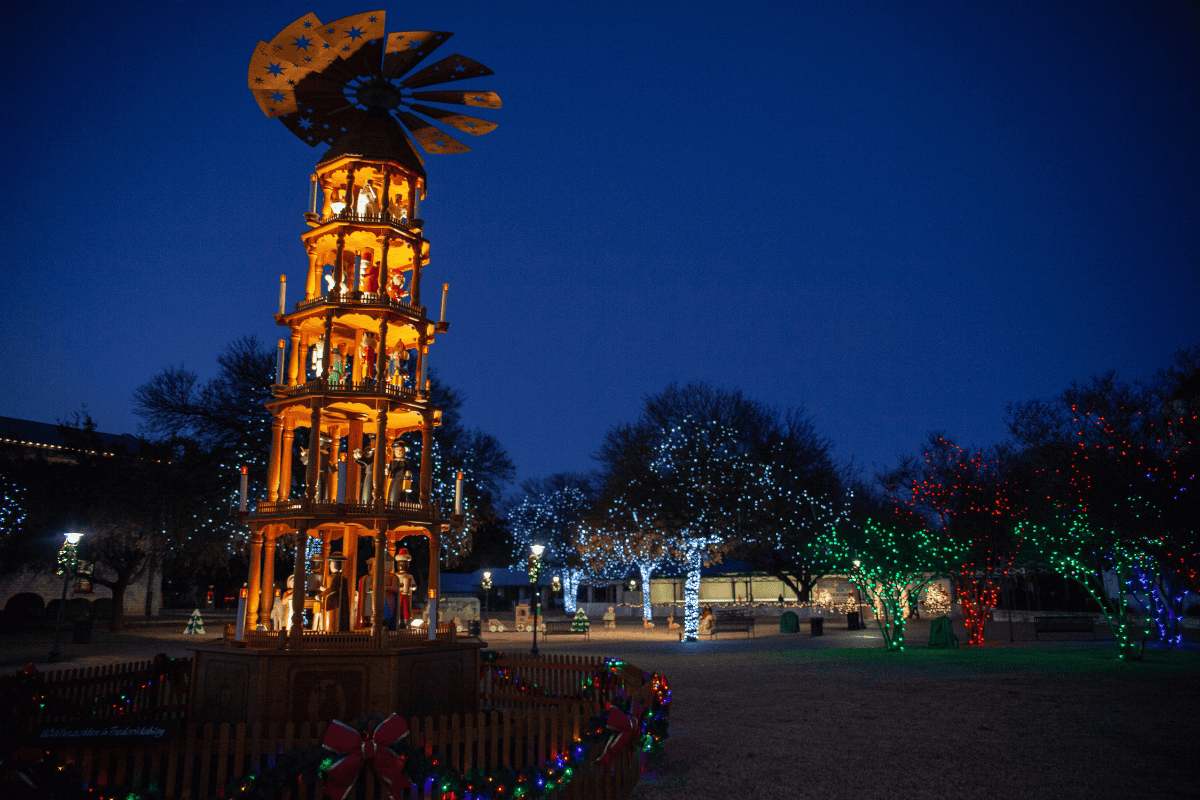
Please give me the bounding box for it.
[3,1,1197,486]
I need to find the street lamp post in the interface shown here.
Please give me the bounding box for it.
[529,544,545,655]
[482,571,492,613]
[49,532,84,662]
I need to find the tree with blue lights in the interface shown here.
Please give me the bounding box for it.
[507,473,593,613]
[593,385,771,641]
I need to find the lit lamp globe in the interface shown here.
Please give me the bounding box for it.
[64,532,84,546]
[531,544,545,559]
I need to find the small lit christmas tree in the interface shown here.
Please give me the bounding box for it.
[184,609,205,635]
[571,608,590,632]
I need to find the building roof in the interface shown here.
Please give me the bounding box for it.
[0,416,140,456]
[316,108,427,177]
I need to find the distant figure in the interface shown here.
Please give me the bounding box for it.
[699,605,715,635]
[603,606,616,630]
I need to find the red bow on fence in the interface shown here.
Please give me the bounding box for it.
[322,713,412,800]
[597,700,643,768]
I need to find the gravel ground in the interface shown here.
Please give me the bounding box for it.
[4,614,1197,799]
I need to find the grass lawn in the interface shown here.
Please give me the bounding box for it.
[629,637,1200,800]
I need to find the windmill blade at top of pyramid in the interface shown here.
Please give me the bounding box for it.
[317,11,387,78]
[382,31,453,81]
[408,104,498,137]
[396,110,471,154]
[264,13,339,71]
[248,41,315,117]
[279,74,361,147]
[410,90,501,109]
[401,55,494,89]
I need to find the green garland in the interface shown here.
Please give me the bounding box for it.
[22,655,671,800]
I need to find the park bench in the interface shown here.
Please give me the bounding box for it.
[708,610,756,639]
[1034,615,1096,640]
[543,619,589,640]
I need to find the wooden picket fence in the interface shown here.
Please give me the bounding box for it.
[30,652,651,798]
[51,709,642,799]
[482,652,645,712]
[31,657,192,729]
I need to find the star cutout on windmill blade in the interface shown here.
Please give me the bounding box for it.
[293,35,313,51]
[369,16,377,22]
[271,91,285,103]
[303,21,312,28]
[346,26,365,40]
[299,117,313,129]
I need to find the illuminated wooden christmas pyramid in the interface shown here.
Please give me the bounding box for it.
[239,10,501,644]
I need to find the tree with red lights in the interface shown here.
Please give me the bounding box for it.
[881,435,1022,645]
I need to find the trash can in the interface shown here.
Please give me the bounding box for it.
[467,619,482,637]
[780,611,799,633]
[809,617,824,636]
[72,617,93,644]
[847,611,860,630]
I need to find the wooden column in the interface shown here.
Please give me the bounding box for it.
[305,248,319,299]
[279,422,295,500]
[343,528,359,628]
[320,176,332,217]
[347,420,364,504]
[376,317,389,389]
[332,233,346,295]
[371,524,387,644]
[288,330,302,385]
[412,243,424,308]
[290,524,309,647]
[305,402,324,501]
[246,529,264,632]
[326,425,341,503]
[321,313,334,385]
[419,412,434,504]
[378,237,391,299]
[259,528,277,628]
[266,416,284,501]
[371,408,388,509]
[345,165,357,217]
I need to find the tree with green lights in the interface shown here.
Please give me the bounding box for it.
[881,435,1022,645]
[1007,353,1199,655]
[819,508,953,651]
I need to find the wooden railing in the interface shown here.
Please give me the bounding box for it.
[22,657,192,731]
[251,498,434,520]
[313,208,411,228]
[292,291,424,317]
[48,710,642,799]
[223,624,457,649]
[270,377,421,401]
